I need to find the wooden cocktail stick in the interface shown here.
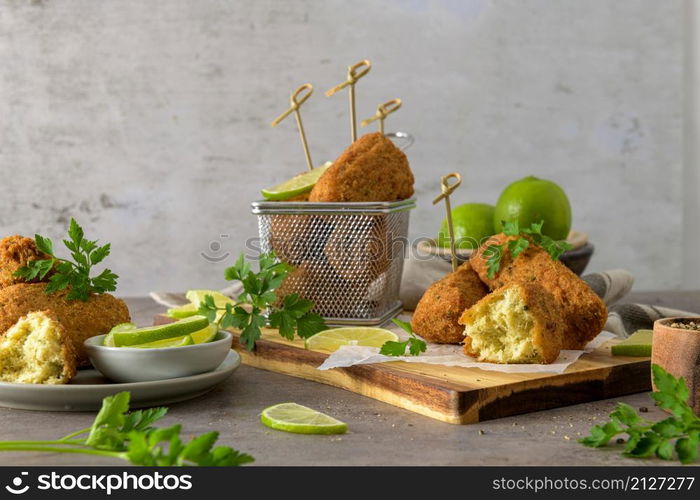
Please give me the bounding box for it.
[271,83,315,171]
[432,173,462,272]
[361,98,402,135]
[325,60,371,142]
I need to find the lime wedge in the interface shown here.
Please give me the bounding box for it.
[102,323,137,346]
[167,303,198,319]
[304,327,398,352]
[111,316,209,347]
[185,290,234,308]
[134,335,195,348]
[611,329,653,357]
[261,162,332,201]
[260,403,347,435]
[190,324,218,344]
[185,289,235,321]
[112,323,137,332]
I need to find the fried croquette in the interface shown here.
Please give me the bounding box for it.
[308,132,414,202]
[470,234,607,349]
[269,215,335,266]
[459,283,564,364]
[0,311,76,384]
[411,262,489,344]
[275,262,371,318]
[324,216,392,283]
[0,283,130,366]
[0,235,54,289]
[269,214,314,265]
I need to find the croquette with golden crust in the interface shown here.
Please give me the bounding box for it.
[459,282,564,364]
[411,262,489,344]
[0,235,54,289]
[309,132,414,202]
[470,234,607,349]
[324,217,392,283]
[0,283,131,366]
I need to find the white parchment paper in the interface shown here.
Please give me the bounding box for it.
[317,316,617,374]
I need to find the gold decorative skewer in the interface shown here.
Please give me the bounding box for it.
[361,98,402,135]
[432,173,462,272]
[271,83,315,171]
[325,60,372,142]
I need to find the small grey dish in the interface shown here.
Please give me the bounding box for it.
[85,330,233,383]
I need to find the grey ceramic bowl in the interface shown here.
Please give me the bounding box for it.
[84,330,232,383]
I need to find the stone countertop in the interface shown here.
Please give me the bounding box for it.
[0,291,695,466]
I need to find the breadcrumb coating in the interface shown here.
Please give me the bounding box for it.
[0,283,130,366]
[411,262,489,344]
[470,234,607,349]
[309,132,414,202]
[0,235,54,289]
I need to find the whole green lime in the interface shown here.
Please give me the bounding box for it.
[437,203,496,249]
[494,176,571,240]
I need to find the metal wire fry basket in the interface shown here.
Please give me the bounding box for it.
[251,198,416,326]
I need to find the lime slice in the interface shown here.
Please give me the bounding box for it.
[134,334,195,348]
[111,315,209,347]
[261,162,332,201]
[167,303,198,319]
[260,403,347,435]
[304,327,398,352]
[611,329,653,357]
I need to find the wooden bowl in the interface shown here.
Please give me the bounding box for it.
[417,230,594,276]
[652,317,700,416]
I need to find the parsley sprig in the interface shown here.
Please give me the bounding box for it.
[485,220,573,279]
[580,364,700,464]
[379,319,427,356]
[198,252,326,351]
[0,392,253,466]
[13,218,118,301]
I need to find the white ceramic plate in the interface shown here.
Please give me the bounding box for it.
[0,350,240,412]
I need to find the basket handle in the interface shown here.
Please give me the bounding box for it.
[385,131,414,151]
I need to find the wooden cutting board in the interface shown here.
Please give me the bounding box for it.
[155,314,651,424]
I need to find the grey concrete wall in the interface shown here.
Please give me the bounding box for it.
[0,0,683,295]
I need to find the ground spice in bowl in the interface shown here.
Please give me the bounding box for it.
[668,320,700,331]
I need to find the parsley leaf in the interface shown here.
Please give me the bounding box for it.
[408,336,428,356]
[485,220,572,279]
[197,252,326,351]
[0,391,253,467]
[484,244,503,280]
[580,364,700,464]
[508,237,529,259]
[13,218,118,301]
[380,341,410,356]
[379,318,427,357]
[502,219,521,236]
